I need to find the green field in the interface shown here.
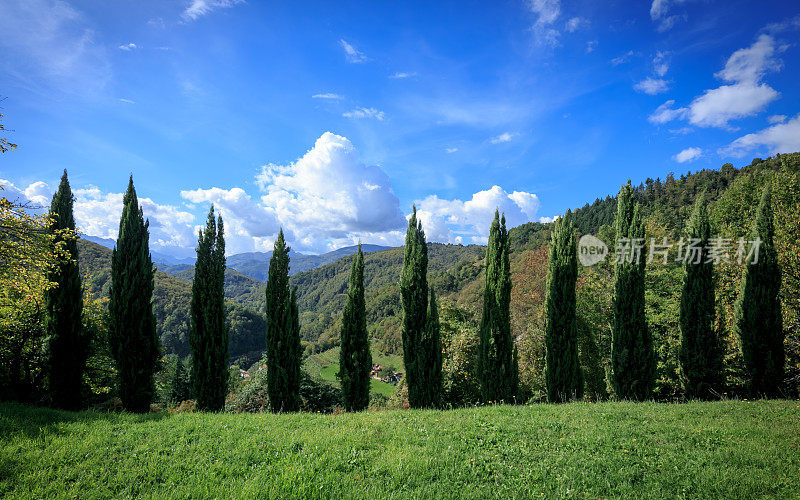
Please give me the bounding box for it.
[1,400,799,498]
[304,346,401,398]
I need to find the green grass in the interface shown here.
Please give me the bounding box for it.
[1,400,798,498]
[305,345,400,397]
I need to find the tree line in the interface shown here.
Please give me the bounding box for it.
[7,168,786,412]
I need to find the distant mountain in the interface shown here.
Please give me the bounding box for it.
[80,235,197,266]
[225,244,392,281]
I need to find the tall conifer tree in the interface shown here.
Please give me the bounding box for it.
[734,186,783,397]
[109,177,160,413]
[544,214,583,402]
[478,211,516,402]
[189,206,228,411]
[338,244,371,411]
[265,230,301,412]
[401,207,442,408]
[45,170,88,409]
[611,181,655,401]
[679,193,722,399]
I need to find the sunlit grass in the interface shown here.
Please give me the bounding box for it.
[1,400,798,498]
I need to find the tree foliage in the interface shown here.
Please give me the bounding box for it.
[264,230,302,412]
[108,177,160,413]
[678,193,723,399]
[734,186,784,397]
[44,170,89,409]
[478,211,517,402]
[189,207,228,411]
[611,181,656,400]
[338,245,371,411]
[401,207,442,408]
[544,214,583,402]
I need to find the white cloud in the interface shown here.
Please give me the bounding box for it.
[340,39,368,63]
[414,186,541,244]
[118,43,136,51]
[565,17,588,33]
[669,127,693,135]
[715,34,781,84]
[490,132,515,144]
[653,51,670,76]
[445,147,458,153]
[634,77,670,95]
[687,83,778,128]
[312,93,343,100]
[768,114,786,124]
[649,100,687,124]
[180,187,281,254]
[719,114,800,158]
[585,40,597,54]
[673,147,702,163]
[0,0,111,94]
[649,35,782,128]
[611,50,634,66]
[182,0,244,22]
[256,132,405,252]
[74,185,196,254]
[527,0,561,46]
[389,72,416,79]
[118,98,135,104]
[343,107,385,120]
[650,0,691,32]
[538,215,560,223]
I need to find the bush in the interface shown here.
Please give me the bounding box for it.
[226,364,341,413]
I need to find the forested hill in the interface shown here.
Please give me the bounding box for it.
[75,152,800,399]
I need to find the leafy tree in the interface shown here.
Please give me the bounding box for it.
[264,230,301,412]
[679,192,722,399]
[338,244,371,411]
[401,206,442,408]
[45,170,89,410]
[109,177,160,413]
[734,186,784,397]
[169,357,192,405]
[611,181,655,400]
[478,211,517,402]
[189,207,228,411]
[544,214,583,402]
[0,100,17,154]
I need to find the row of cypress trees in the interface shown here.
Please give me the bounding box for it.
[543,180,784,402]
[43,173,231,412]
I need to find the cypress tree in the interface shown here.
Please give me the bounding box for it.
[611,181,655,401]
[679,193,722,399]
[544,214,583,402]
[421,287,442,407]
[189,206,228,411]
[45,170,88,410]
[109,176,160,413]
[400,206,441,408]
[169,357,191,405]
[338,244,371,411]
[734,186,783,397]
[265,229,301,412]
[478,211,516,402]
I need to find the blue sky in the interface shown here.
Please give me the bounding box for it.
[1,0,799,256]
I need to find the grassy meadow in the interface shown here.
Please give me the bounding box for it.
[1,400,799,499]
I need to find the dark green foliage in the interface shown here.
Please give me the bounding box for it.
[734,186,784,397]
[264,230,301,412]
[401,207,442,408]
[478,211,517,402]
[338,245,371,411]
[168,356,192,405]
[611,181,656,400]
[189,207,228,411]
[108,177,160,413]
[226,364,341,413]
[544,214,583,402]
[679,193,723,399]
[44,170,88,410]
